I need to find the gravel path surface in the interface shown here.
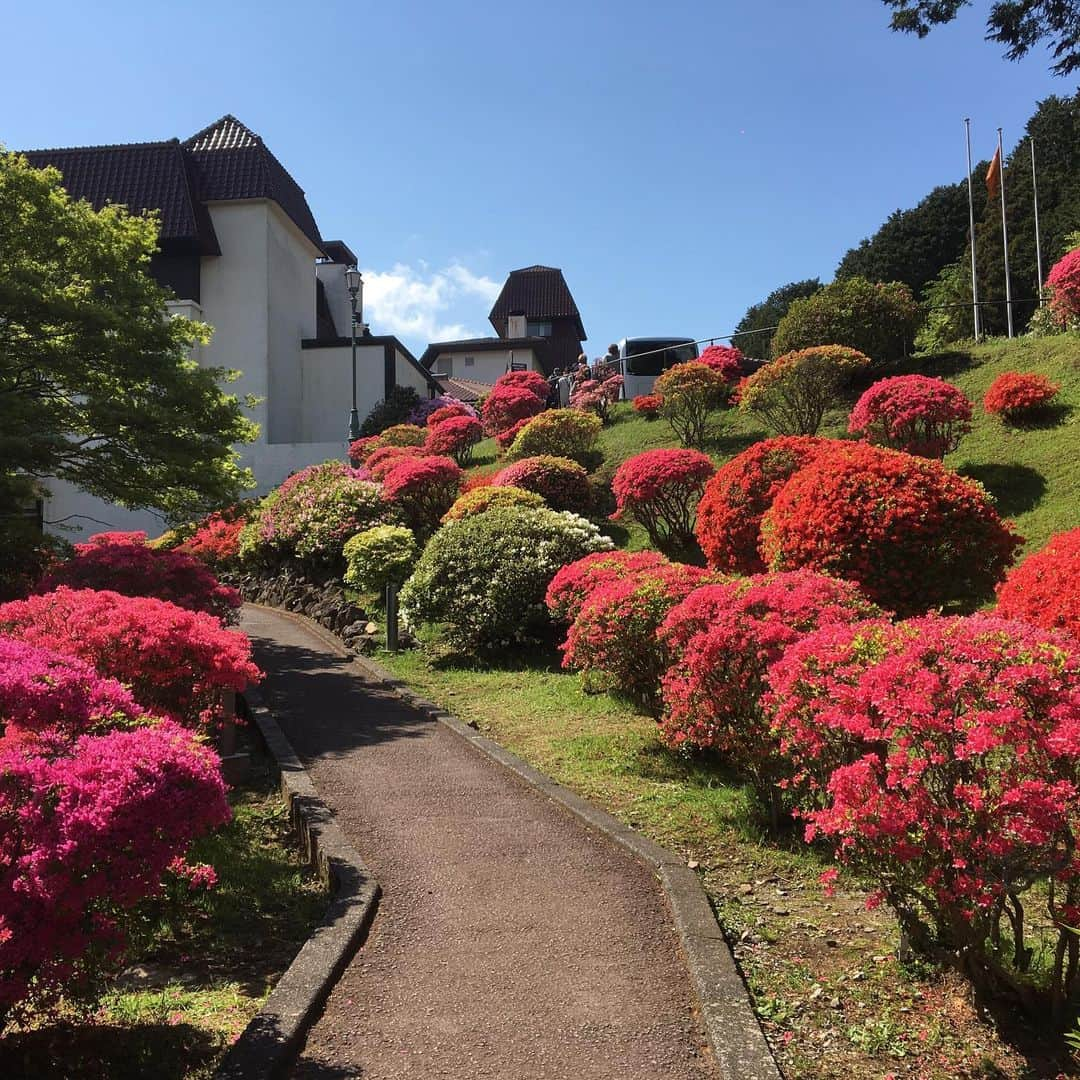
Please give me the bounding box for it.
[243,606,716,1080]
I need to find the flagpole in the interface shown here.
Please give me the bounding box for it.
[964,118,981,339]
[1031,136,1044,301]
[998,128,1014,338]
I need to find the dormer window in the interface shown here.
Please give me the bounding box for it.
[526,320,552,337]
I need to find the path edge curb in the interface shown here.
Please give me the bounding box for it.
[214,682,381,1080]
[246,602,781,1080]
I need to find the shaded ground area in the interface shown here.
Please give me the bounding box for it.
[242,605,716,1080]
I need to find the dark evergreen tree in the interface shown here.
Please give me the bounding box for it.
[732,279,823,360]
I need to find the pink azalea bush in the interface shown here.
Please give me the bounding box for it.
[492,455,592,515]
[657,572,880,808]
[366,444,427,480]
[545,550,671,624]
[0,588,261,730]
[611,449,715,553]
[0,638,146,746]
[697,344,744,380]
[1046,247,1080,328]
[0,720,230,1014]
[38,536,240,624]
[561,562,713,713]
[570,374,623,422]
[381,455,462,538]
[494,369,551,401]
[766,613,1080,1002]
[848,375,973,458]
[425,402,476,428]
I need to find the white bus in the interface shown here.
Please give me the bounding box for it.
[617,337,699,398]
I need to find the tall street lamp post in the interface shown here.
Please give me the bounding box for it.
[344,266,364,445]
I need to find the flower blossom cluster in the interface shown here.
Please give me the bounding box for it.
[492,455,592,515]
[848,374,972,458]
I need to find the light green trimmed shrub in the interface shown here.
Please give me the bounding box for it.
[343,525,418,593]
[400,506,613,651]
[506,408,602,464]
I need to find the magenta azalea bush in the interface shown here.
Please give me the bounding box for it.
[848,374,973,458]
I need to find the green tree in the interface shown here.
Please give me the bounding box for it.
[916,260,977,351]
[836,181,986,299]
[771,277,923,365]
[881,1,1080,76]
[0,153,257,526]
[732,279,822,360]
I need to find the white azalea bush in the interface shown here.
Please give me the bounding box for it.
[400,506,613,652]
[343,524,418,594]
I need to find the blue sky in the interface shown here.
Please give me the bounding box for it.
[2,0,1064,357]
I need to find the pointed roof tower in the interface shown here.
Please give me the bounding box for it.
[489,266,586,340]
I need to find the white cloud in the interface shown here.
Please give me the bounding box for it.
[360,261,502,352]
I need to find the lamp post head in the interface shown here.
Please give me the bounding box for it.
[344,266,363,297]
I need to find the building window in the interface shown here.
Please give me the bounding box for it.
[464,356,475,368]
[526,321,552,337]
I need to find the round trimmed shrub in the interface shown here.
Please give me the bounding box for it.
[367,444,427,480]
[611,449,715,553]
[426,402,476,428]
[343,525,418,594]
[0,638,147,745]
[561,563,714,714]
[506,408,602,464]
[983,371,1061,422]
[494,369,550,401]
[482,384,546,437]
[0,587,261,729]
[770,276,921,365]
[654,362,732,448]
[424,415,484,466]
[492,455,592,515]
[38,536,240,623]
[442,485,545,522]
[657,571,880,801]
[996,527,1080,639]
[408,395,476,427]
[632,394,662,420]
[1047,247,1080,328]
[544,550,671,625]
[377,423,427,448]
[767,613,1080,999]
[694,436,834,574]
[381,455,462,539]
[760,442,1022,615]
[400,506,612,651]
[253,462,386,567]
[738,345,871,436]
[848,374,972,458]
[697,344,744,380]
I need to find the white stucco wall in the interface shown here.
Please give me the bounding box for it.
[299,342,388,443]
[432,347,539,386]
[394,349,434,398]
[316,260,352,337]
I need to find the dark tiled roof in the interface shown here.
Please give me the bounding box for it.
[489,266,586,340]
[20,114,324,255]
[22,140,221,254]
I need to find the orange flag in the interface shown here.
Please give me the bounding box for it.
[986,145,1002,200]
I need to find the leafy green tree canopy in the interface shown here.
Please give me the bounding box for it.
[882,1,1080,76]
[732,279,822,360]
[771,276,923,365]
[0,152,257,524]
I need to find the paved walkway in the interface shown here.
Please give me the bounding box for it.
[242,606,716,1080]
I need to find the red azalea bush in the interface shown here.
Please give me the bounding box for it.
[0,720,230,1014]
[426,402,475,428]
[348,435,382,467]
[632,394,663,420]
[654,362,733,447]
[694,436,834,573]
[611,449,715,553]
[381,455,463,538]
[761,442,1021,615]
[767,613,1080,1000]
[494,369,550,402]
[492,455,592,515]
[996,527,1080,640]
[1047,247,1080,328]
[657,572,880,806]
[0,588,261,729]
[698,344,744,381]
[983,371,1061,422]
[366,444,427,480]
[38,538,241,624]
[482,384,546,437]
[848,375,973,458]
[424,414,484,466]
[0,639,147,746]
[561,563,713,713]
[176,513,245,570]
[545,550,671,624]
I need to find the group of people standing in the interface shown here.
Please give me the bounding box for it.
[546,344,621,408]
